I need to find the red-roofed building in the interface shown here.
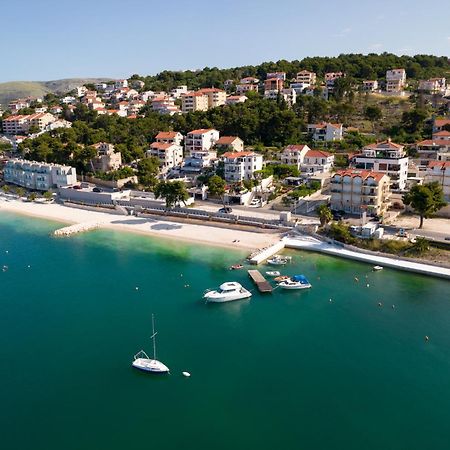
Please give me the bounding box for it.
[303,149,334,173]
[222,151,263,182]
[225,95,248,105]
[281,145,311,167]
[432,130,450,142]
[197,88,227,108]
[307,122,343,142]
[147,141,183,172]
[433,118,450,133]
[155,131,183,146]
[426,161,450,199]
[185,129,219,154]
[216,136,244,153]
[330,169,391,216]
[181,91,209,112]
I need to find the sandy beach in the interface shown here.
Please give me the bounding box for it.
[0,197,281,251]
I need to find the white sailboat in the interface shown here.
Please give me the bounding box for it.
[132,314,169,374]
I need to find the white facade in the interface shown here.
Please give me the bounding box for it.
[296,70,316,86]
[307,122,343,142]
[351,140,409,191]
[386,69,406,93]
[155,131,183,146]
[4,159,77,191]
[302,150,334,173]
[147,143,183,171]
[280,145,311,168]
[425,161,450,200]
[223,152,263,182]
[185,129,220,154]
[2,113,56,135]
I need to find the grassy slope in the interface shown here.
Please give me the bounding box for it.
[0,78,112,107]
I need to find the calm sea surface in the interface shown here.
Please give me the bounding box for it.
[1,211,449,450]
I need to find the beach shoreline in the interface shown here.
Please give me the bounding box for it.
[0,198,281,252]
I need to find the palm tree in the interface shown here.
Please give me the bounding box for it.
[316,204,333,227]
[15,187,26,198]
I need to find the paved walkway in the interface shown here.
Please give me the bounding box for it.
[284,235,450,280]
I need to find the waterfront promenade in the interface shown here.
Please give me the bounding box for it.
[284,235,450,280]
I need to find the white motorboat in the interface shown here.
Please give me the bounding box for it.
[203,282,252,303]
[373,265,383,271]
[132,314,169,374]
[278,274,312,290]
[267,255,292,266]
[266,271,281,277]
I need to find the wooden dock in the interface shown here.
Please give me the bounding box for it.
[248,270,273,293]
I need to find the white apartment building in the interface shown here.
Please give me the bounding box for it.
[325,72,345,93]
[363,80,379,92]
[307,122,343,142]
[91,142,122,172]
[225,95,248,105]
[114,79,128,89]
[386,69,406,93]
[152,97,180,115]
[223,151,263,182]
[296,70,316,86]
[264,88,297,106]
[281,145,311,168]
[418,78,446,94]
[147,142,183,171]
[302,149,334,173]
[425,161,450,200]
[170,85,188,99]
[330,169,391,216]
[181,92,209,112]
[236,83,259,95]
[185,129,220,154]
[155,131,183,146]
[2,113,56,135]
[4,159,77,190]
[351,140,409,191]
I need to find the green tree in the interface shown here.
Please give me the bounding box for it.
[43,191,53,201]
[402,182,447,228]
[15,187,26,197]
[316,204,333,227]
[137,157,160,189]
[1,185,10,193]
[154,181,189,208]
[27,192,37,202]
[364,105,382,121]
[207,175,227,208]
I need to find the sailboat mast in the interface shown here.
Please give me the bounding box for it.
[152,313,157,360]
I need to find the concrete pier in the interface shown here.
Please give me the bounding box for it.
[248,240,286,265]
[53,222,101,236]
[284,235,450,280]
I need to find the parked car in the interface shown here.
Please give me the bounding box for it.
[249,198,261,207]
[93,187,103,193]
[72,185,82,190]
[397,228,408,238]
[218,207,232,214]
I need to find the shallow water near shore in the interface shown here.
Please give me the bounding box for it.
[1,211,450,450]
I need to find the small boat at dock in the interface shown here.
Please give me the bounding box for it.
[373,265,383,271]
[266,271,281,277]
[230,264,243,270]
[278,275,312,290]
[267,255,291,266]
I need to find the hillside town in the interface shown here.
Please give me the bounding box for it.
[0,56,449,258]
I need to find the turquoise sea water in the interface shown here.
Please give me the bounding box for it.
[1,211,450,450]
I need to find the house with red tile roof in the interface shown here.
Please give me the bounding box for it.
[215,136,244,153]
[147,142,183,172]
[185,129,220,154]
[351,140,408,191]
[155,131,183,146]
[426,161,450,199]
[307,122,343,142]
[432,118,450,133]
[222,151,263,182]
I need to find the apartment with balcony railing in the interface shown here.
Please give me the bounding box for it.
[3,159,77,190]
[351,140,408,191]
[223,152,263,182]
[330,169,391,216]
[184,129,219,155]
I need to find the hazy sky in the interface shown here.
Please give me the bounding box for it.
[2,0,450,82]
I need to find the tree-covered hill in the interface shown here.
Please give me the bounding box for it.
[135,53,450,91]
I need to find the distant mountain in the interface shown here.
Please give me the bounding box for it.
[0,78,112,107]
